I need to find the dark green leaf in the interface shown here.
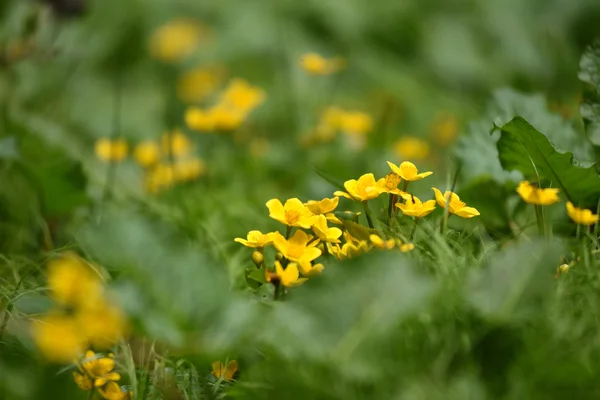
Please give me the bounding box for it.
[579,40,600,147]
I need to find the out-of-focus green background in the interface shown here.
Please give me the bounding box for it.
[1,0,600,398]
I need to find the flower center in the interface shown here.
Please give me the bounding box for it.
[285,210,300,224]
[384,173,401,189]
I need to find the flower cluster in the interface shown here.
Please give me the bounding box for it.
[32,252,126,363]
[211,359,239,382]
[301,106,373,149]
[235,160,480,293]
[517,181,599,226]
[73,350,129,400]
[185,78,266,133]
[299,53,345,75]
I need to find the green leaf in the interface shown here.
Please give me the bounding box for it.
[579,40,600,147]
[314,167,346,192]
[247,267,267,285]
[495,116,600,207]
[340,219,379,241]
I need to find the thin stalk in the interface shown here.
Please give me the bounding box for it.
[387,194,394,224]
[362,201,375,229]
[534,205,545,237]
[410,218,420,241]
[285,225,292,240]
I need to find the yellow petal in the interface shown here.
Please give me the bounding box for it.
[454,206,480,218]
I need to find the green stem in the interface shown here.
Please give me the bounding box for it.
[534,205,545,238]
[387,194,394,224]
[576,222,581,241]
[440,212,450,234]
[410,218,420,241]
[285,225,292,239]
[362,201,375,229]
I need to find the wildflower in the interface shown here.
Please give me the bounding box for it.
[394,137,430,160]
[185,107,216,132]
[557,263,571,275]
[77,350,121,387]
[219,79,266,113]
[211,360,239,381]
[566,201,599,225]
[234,230,275,248]
[46,252,103,308]
[300,53,345,75]
[173,158,206,182]
[95,138,128,162]
[334,173,386,202]
[379,172,408,196]
[149,19,206,63]
[396,195,436,218]
[431,113,459,146]
[298,260,325,277]
[161,130,192,157]
[369,234,395,250]
[272,230,322,263]
[432,188,480,219]
[77,302,127,349]
[516,181,560,206]
[273,261,308,287]
[386,161,432,182]
[133,141,160,167]
[251,251,264,267]
[311,215,343,243]
[327,240,370,260]
[400,243,415,252]
[73,371,93,391]
[97,381,130,400]
[177,66,223,103]
[145,163,175,193]
[32,314,84,363]
[266,198,316,228]
[211,106,246,131]
[340,111,373,135]
[304,197,339,215]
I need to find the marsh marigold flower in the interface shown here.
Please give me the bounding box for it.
[369,234,395,250]
[300,53,345,75]
[327,240,370,260]
[173,158,206,182]
[77,302,127,349]
[185,107,217,132]
[272,230,321,263]
[379,172,408,196]
[311,215,342,243]
[46,252,102,307]
[211,360,239,381]
[177,66,223,103]
[298,259,325,277]
[432,188,480,219]
[431,113,459,146]
[340,111,373,136]
[97,381,130,400]
[32,314,84,363]
[149,19,206,63]
[219,79,266,113]
[234,230,274,248]
[566,201,599,225]
[266,198,316,228]
[273,261,308,287]
[76,350,121,388]
[396,195,436,218]
[387,161,432,182]
[516,181,560,206]
[161,130,192,157]
[133,141,160,168]
[95,138,128,162]
[334,173,386,202]
[394,137,430,161]
[304,197,339,215]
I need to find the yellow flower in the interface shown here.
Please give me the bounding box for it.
[379,172,408,196]
[79,350,121,387]
[173,158,206,182]
[327,240,370,260]
[149,19,206,63]
[219,79,266,113]
[432,188,480,219]
[95,138,128,162]
[274,261,308,287]
[369,234,395,250]
[73,371,93,391]
[334,173,386,202]
[234,230,275,248]
[400,243,415,252]
[304,197,339,215]
[32,314,84,363]
[145,163,175,193]
[300,53,345,75]
[516,181,560,206]
[177,66,223,103]
[77,302,126,349]
[272,230,321,263]
[133,141,160,168]
[211,105,246,131]
[161,130,192,157]
[396,196,436,218]
[386,161,432,182]
[47,252,102,308]
[394,137,430,161]
[311,215,342,243]
[266,198,316,228]
[298,260,325,277]
[97,381,130,400]
[211,360,239,381]
[185,107,217,132]
[340,111,373,135]
[431,113,459,146]
[566,201,599,225]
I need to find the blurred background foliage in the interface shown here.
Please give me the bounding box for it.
[1,0,600,398]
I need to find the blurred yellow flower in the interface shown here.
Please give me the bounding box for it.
[340,111,373,135]
[211,360,238,381]
[298,260,325,277]
[300,53,345,75]
[73,370,93,391]
[334,173,386,202]
[145,163,175,193]
[272,230,322,263]
[161,130,192,157]
[97,381,130,400]
[173,157,206,182]
[32,314,84,363]
[77,302,127,349]
[400,243,415,252]
[185,107,217,132]
[149,19,206,63]
[304,197,339,215]
[431,113,459,146]
[386,161,432,182]
[219,79,266,113]
[95,138,128,162]
[266,198,316,228]
[211,105,246,131]
[369,234,395,250]
[566,201,599,225]
[133,141,160,168]
[78,350,121,388]
[234,230,274,248]
[273,261,308,287]
[46,252,103,308]
[396,195,436,218]
[516,181,560,206]
[177,66,223,103]
[432,188,480,219]
[311,215,342,243]
[327,240,370,260]
[394,137,430,161]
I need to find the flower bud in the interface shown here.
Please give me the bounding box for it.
[251,251,264,267]
[275,252,284,261]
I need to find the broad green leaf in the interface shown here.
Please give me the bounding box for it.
[247,267,267,285]
[495,116,600,207]
[579,40,600,148]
